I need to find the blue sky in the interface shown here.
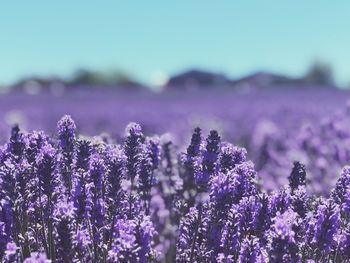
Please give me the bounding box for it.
[0,1,349,86]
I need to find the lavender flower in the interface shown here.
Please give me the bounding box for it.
[108,216,157,263]
[229,162,259,203]
[57,115,76,193]
[0,200,13,258]
[139,137,160,207]
[36,143,58,199]
[220,205,240,260]
[210,172,235,209]
[25,131,45,164]
[89,153,105,198]
[206,173,237,259]
[108,218,138,262]
[74,228,91,262]
[176,206,209,262]
[288,161,306,193]
[0,161,16,203]
[269,187,292,217]
[7,125,25,161]
[269,209,300,263]
[311,201,340,253]
[72,171,88,224]
[105,146,126,217]
[53,200,75,262]
[181,127,202,211]
[195,130,220,192]
[219,143,247,174]
[124,122,144,185]
[252,193,271,239]
[237,197,259,237]
[291,186,308,218]
[159,139,182,217]
[342,187,350,216]
[339,225,350,260]
[75,139,92,171]
[135,216,157,263]
[187,127,202,158]
[57,115,76,152]
[238,238,267,263]
[332,166,350,204]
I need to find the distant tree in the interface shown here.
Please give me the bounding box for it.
[70,69,103,86]
[106,70,135,85]
[70,69,138,86]
[304,61,335,87]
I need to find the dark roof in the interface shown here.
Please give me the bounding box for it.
[166,69,231,89]
[231,71,303,90]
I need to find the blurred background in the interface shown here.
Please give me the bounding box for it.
[0,1,349,146]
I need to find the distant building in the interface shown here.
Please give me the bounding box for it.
[165,69,232,90]
[231,72,303,91]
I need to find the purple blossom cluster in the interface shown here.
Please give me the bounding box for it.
[1,115,350,262]
[0,116,161,262]
[252,103,350,194]
[177,129,350,263]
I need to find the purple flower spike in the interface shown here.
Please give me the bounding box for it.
[196,130,220,192]
[57,115,76,151]
[238,238,267,263]
[53,200,75,262]
[288,161,307,193]
[269,209,300,263]
[124,122,144,185]
[312,201,340,253]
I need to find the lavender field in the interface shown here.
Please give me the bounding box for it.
[1,89,347,142]
[1,88,350,262]
[1,89,350,191]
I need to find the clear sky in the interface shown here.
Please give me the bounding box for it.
[0,1,349,86]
